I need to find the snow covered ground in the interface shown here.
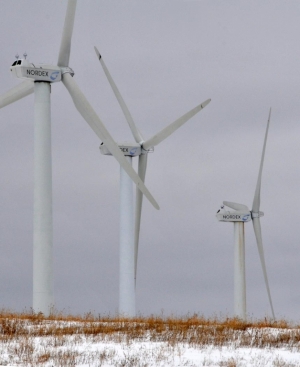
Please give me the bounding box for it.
[0,316,300,366]
[1,337,300,366]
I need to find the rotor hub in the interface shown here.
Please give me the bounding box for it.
[251,211,264,218]
[60,67,75,77]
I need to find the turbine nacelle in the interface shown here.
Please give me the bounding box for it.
[100,142,142,157]
[10,59,62,83]
[100,142,154,157]
[216,210,252,222]
[216,202,264,222]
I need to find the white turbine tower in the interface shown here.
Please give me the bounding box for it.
[94,47,211,317]
[216,109,275,321]
[0,0,158,316]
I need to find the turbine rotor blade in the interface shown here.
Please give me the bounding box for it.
[62,73,159,210]
[142,99,211,150]
[252,108,271,213]
[57,0,77,67]
[223,201,249,211]
[134,154,148,285]
[252,217,275,319]
[94,46,144,144]
[0,81,34,109]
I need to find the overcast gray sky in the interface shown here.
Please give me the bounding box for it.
[0,0,300,321]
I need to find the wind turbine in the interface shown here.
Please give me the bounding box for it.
[216,109,275,321]
[0,0,158,316]
[94,47,211,317]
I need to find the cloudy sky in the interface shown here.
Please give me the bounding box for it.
[0,0,300,321]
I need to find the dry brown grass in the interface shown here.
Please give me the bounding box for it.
[0,310,297,347]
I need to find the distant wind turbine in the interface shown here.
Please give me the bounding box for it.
[94,47,211,317]
[216,109,275,321]
[0,0,158,315]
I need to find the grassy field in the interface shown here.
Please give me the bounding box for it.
[0,310,300,366]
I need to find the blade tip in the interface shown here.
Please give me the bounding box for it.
[150,197,160,210]
[94,46,101,59]
[201,98,211,108]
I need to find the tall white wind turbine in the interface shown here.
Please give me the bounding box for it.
[94,47,211,317]
[216,109,275,321]
[0,0,158,316]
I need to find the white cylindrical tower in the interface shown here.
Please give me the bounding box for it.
[233,222,246,320]
[119,156,135,317]
[33,82,53,315]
